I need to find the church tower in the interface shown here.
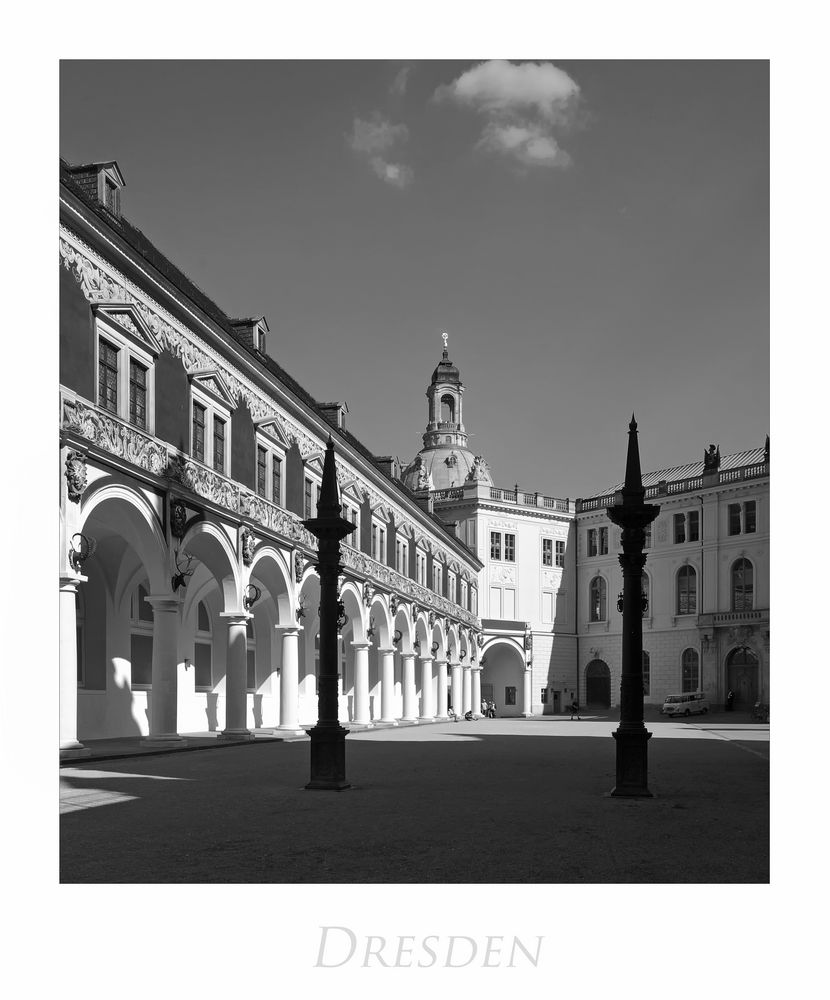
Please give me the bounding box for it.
[402,333,493,491]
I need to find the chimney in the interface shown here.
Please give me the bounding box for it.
[230,317,269,354]
[318,402,349,431]
[66,160,126,219]
[375,456,401,480]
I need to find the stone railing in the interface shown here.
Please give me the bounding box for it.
[707,609,768,626]
[489,486,572,512]
[576,461,769,512]
[61,391,480,629]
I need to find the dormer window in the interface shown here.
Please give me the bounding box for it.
[104,177,120,215]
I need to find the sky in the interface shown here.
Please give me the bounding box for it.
[60,59,768,498]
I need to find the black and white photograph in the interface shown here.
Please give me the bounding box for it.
[3,2,823,996]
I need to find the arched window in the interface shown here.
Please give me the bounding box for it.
[440,394,455,423]
[641,572,650,618]
[130,581,153,688]
[194,600,212,691]
[642,650,650,696]
[589,576,607,622]
[731,558,754,612]
[681,648,699,693]
[676,565,697,615]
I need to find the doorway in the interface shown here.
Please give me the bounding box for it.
[585,659,611,708]
[726,647,759,710]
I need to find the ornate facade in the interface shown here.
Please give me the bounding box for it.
[59,160,483,758]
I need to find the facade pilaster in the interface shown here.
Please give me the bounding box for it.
[401,653,419,723]
[378,648,398,725]
[145,595,186,745]
[435,659,449,720]
[522,666,533,717]
[351,641,373,728]
[273,625,305,738]
[59,575,90,758]
[419,656,435,721]
[220,611,254,740]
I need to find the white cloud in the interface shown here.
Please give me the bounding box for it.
[347,113,414,189]
[390,66,410,98]
[435,60,581,171]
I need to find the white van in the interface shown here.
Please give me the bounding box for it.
[661,693,710,717]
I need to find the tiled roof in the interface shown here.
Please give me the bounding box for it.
[59,159,475,556]
[589,446,767,498]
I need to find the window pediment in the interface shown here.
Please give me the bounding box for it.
[188,369,237,410]
[92,302,161,356]
[255,417,290,448]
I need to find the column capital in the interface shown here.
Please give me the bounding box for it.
[274,624,303,636]
[351,640,372,651]
[433,658,448,666]
[146,594,181,613]
[418,655,434,663]
[59,574,87,591]
[220,610,253,626]
[377,647,396,656]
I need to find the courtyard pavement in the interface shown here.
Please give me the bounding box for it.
[60,711,769,883]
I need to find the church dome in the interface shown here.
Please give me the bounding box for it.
[402,447,493,492]
[431,352,460,385]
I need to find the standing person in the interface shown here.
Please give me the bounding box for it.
[570,700,581,720]
[481,697,488,716]
[488,700,496,719]
[727,690,734,712]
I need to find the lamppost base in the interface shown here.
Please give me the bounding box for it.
[610,726,653,798]
[305,724,351,791]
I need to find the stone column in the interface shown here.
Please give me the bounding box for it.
[378,647,398,725]
[435,659,449,720]
[60,576,90,759]
[450,661,463,717]
[419,656,435,721]
[220,611,254,740]
[273,625,305,738]
[145,595,186,745]
[522,666,533,717]
[471,665,483,718]
[351,641,373,728]
[462,665,472,715]
[401,653,418,723]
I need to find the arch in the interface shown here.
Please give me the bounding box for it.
[440,394,455,423]
[368,594,392,648]
[339,581,365,644]
[589,575,607,622]
[248,546,293,625]
[480,639,525,717]
[731,558,754,612]
[726,645,759,709]
[585,659,611,708]
[180,520,241,611]
[79,483,168,594]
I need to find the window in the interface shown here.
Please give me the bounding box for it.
[731,558,754,612]
[96,329,156,431]
[416,549,427,586]
[304,478,313,519]
[255,438,284,506]
[461,579,468,609]
[490,531,501,561]
[542,538,553,567]
[448,570,457,602]
[681,648,700,693]
[104,177,120,214]
[589,576,607,622]
[541,688,549,704]
[599,527,608,554]
[588,529,597,557]
[641,572,650,618]
[676,565,697,615]
[674,510,699,544]
[190,382,231,475]
[433,562,443,594]
[372,522,386,564]
[642,651,650,696]
[504,533,515,562]
[505,686,517,706]
[728,501,757,536]
[470,587,478,615]
[396,537,409,575]
[195,600,212,691]
[555,540,565,567]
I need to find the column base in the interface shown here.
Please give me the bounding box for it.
[305,724,351,791]
[60,743,91,760]
[375,719,399,727]
[269,727,308,741]
[142,734,187,747]
[521,712,534,718]
[400,717,419,725]
[218,729,255,742]
[418,716,435,723]
[610,726,653,797]
[348,721,375,731]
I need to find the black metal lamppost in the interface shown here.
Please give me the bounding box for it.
[302,437,356,790]
[606,415,660,797]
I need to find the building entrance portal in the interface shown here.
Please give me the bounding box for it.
[726,647,759,710]
[585,659,611,709]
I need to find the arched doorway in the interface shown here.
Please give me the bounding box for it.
[726,647,759,710]
[481,639,526,717]
[585,659,611,709]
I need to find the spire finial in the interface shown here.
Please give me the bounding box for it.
[441,331,449,359]
[622,413,644,500]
